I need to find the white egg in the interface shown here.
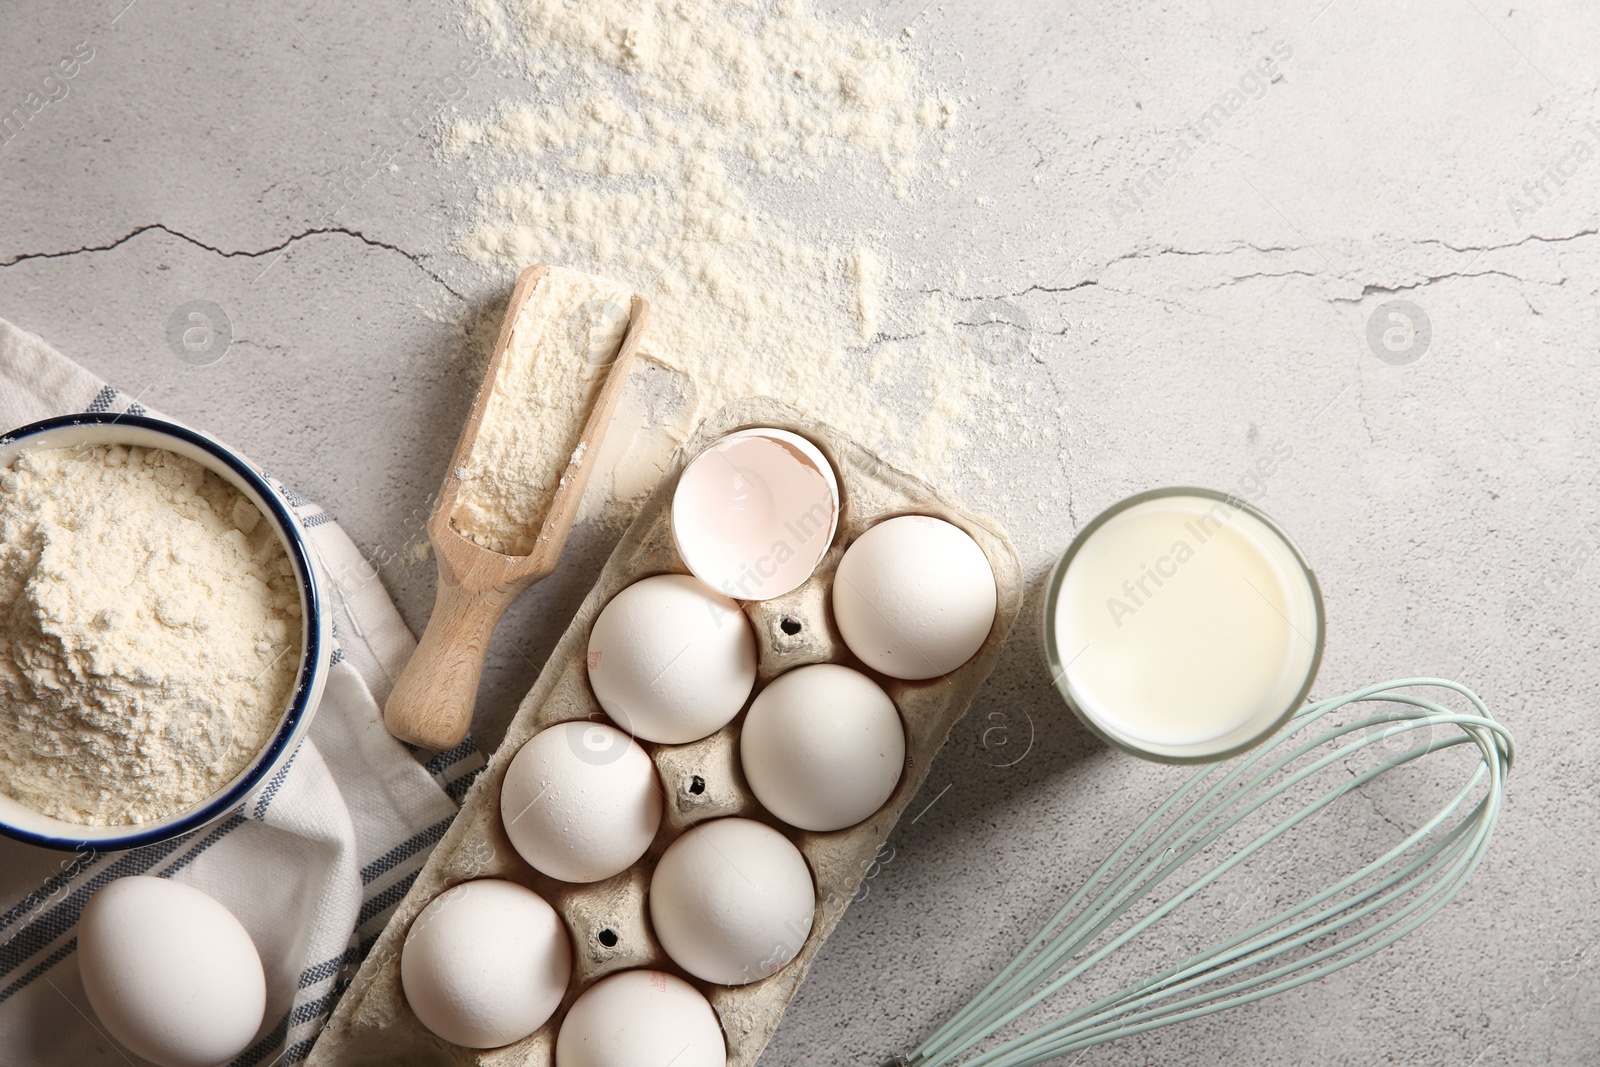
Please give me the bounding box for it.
[555,969,724,1067]
[400,879,571,1048]
[587,573,757,743]
[500,720,663,883]
[648,818,815,986]
[832,515,998,680]
[78,876,266,1067]
[741,664,905,832]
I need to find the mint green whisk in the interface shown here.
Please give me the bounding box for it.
[899,678,1513,1067]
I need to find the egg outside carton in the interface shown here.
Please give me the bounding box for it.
[309,398,1024,1067]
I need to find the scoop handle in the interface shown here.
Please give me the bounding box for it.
[383,567,518,751]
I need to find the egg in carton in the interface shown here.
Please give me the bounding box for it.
[309,397,1023,1066]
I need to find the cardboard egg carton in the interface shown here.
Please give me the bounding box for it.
[309,398,1023,1066]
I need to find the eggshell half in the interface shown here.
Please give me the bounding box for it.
[672,428,839,601]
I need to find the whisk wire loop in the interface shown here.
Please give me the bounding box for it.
[903,679,1512,1067]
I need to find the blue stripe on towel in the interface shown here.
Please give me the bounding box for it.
[360,817,453,885]
[297,947,357,990]
[0,850,102,936]
[290,983,344,1028]
[425,738,485,803]
[159,813,248,878]
[238,986,353,1067]
[84,385,118,413]
[356,871,421,930]
[0,938,76,1005]
[445,771,479,804]
[284,1036,319,1065]
[252,749,301,821]
[422,739,476,777]
[226,947,353,1067]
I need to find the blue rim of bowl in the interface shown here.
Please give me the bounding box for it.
[0,412,324,851]
[1041,486,1326,765]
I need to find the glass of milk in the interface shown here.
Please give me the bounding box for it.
[1043,488,1324,763]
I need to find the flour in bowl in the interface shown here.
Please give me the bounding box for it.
[0,444,302,826]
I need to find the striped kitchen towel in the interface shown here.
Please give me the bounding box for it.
[0,319,483,1065]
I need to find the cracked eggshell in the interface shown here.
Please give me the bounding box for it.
[586,573,757,744]
[400,879,571,1049]
[555,969,725,1067]
[672,428,839,601]
[648,817,816,986]
[832,515,998,680]
[740,664,905,832]
[500,721,664,883]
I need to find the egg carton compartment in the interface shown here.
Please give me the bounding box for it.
[309,398,1023,1067]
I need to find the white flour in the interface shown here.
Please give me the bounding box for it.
[453,266,635,555]
[443,0,996,515]
[0,445,301,826]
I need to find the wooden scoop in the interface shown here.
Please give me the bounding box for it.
[384,263,649,750]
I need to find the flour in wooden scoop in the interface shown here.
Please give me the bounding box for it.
[451,266,636,556]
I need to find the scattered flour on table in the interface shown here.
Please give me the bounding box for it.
[440,0,1000,520]
[0,445,301,826]
[453,265,635,555]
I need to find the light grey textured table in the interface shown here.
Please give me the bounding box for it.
[2,1,1594,1064]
